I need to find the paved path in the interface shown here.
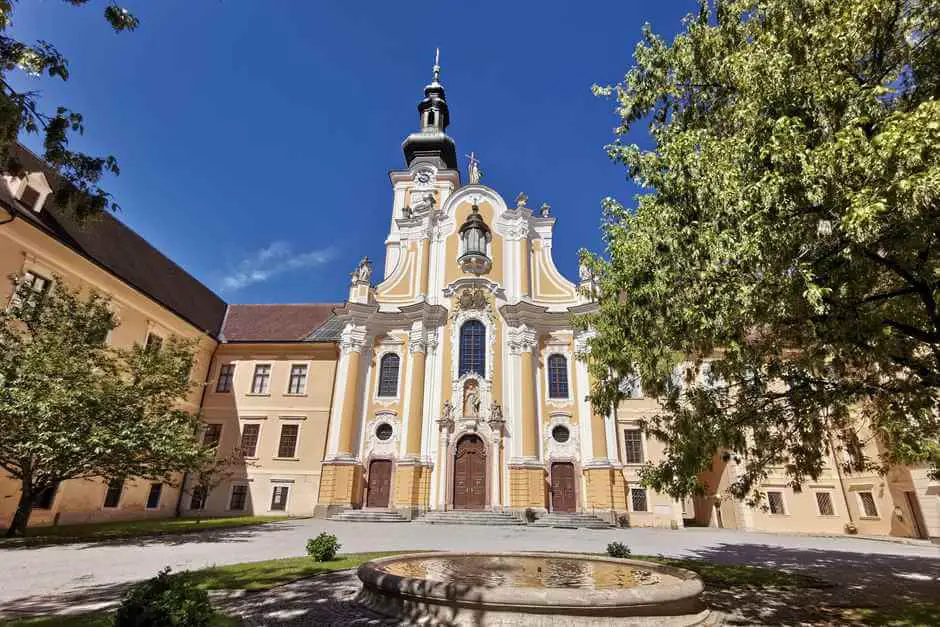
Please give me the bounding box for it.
[0,519,937,619]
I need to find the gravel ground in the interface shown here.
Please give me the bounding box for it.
[0,519,937,622]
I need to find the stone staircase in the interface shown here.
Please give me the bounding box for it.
[418,510,526,526]
[328,509,409,523]
[529,512,614,529]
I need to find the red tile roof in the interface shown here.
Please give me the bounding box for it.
[221,303,340,342]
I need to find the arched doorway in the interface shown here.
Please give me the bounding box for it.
[550,462,576,512]
[453,434,486,510]
[366,459,392,508]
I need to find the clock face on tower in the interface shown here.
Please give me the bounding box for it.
[416,171,431,184]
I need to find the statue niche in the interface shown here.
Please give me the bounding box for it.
[462,379,481,418]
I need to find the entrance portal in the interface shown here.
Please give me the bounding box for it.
[453,435,486,510]
[551,462,576,512]
[367,459,392,508]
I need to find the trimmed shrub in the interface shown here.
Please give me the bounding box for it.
[606,542,631,559]
[114,567,214,627]
[306,532,341,562]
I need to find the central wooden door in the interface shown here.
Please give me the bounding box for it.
[453,435,486,510]
[366,459,392,508]
[551,462,576,512]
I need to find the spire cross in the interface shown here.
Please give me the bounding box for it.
[432,47,441,82]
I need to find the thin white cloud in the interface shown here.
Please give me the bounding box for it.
[219,241,336,293]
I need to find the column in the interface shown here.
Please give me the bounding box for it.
[396,322,433,517]
[508,325,545,512]
[315,325,367,516]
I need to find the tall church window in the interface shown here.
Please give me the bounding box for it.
[547,354,569,398]
[459,320,485,376]
[377,353,400,397]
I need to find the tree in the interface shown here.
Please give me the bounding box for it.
[0,1,140,220]
[180,447,255,523]
[0,276,210,536]
[581,0,940,503]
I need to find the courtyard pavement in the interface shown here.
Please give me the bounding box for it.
[0,519,937,621]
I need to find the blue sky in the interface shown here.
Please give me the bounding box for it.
[9,1,693,304]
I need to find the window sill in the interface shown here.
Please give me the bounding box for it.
[859,515,880,520]
[245,393,271,397]
[213,390,232,395]
[284,393,308,397]
[272,457,300,461]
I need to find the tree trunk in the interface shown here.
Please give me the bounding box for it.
[5,485,34,537]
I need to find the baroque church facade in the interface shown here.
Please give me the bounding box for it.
[1,59,936,538]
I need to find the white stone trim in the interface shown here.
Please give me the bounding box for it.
[543,412,579,460]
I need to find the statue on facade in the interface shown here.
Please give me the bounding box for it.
[463,380,481,417]
[351,256,373,284]
[540,202,551,217]
[516,192,527,209]
[490,400,503,421]
[466,152,482,184]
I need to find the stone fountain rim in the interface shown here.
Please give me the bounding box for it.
[356,551,705,609]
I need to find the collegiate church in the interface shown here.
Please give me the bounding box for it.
[0,57,935,538]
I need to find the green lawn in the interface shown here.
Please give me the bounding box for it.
[0,516,286,547]
[840,602,940,626]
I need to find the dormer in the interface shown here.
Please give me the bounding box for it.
[3,171,52,213]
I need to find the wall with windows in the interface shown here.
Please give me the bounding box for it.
[0,214,217,529]
[191,343,338,518]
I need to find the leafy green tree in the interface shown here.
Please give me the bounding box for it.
[0,0,140,220]
[581,0,940,503]
[0,276,210,536]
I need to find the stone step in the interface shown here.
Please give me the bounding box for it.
[418,510,525,526]
[329,509,409,523]
[530,513,614,529]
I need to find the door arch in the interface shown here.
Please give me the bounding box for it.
[366,459,392,508]
[453,434,486,510]
[551,462,576,512]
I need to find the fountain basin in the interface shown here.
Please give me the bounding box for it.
[356,551,709,626]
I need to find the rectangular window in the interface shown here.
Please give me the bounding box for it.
[19,184,41,209]
[271,485,289,511]
[216,364,234,393]
[277,424,299,458]
[189,485,207,510]
[767,491,786,515]
[202,423,223,448]
[145,332,163,352]
[623,430,644,464]
[547,355,569,399]
[229,485,248,511]
[146,483,163,509]
[240,423,261,457]
[251,364,271,394]
[815,491,835,516]
[630,488,648,512]
[10,271,52,316]
[103,479,124,508]
[287,364,308,394]
[858,491,879,517]
[32,482,59,510]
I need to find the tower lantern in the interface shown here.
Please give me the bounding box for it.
[458,204,492,274]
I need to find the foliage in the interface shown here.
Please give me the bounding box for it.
[0,1,140,220]
[182,447,256,522]
[187,551,407,591]
[114,567,215,627]
[306,532,341,562]
[0,276,212,536]
[606,541,632,558]
[0,612,240,627]
[581,0,940,503]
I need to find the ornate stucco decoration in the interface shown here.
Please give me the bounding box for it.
[340,324,370,355]
[507,324,537,355]
[365,410,401,458]
[543,411,579,460]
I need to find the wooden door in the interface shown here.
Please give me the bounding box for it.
[366,459,392,508]
[453,435,486,510]
[551,462,576,512]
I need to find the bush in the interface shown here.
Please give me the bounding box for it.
[606,542,631,559]
[114,567,214,627]
[306,532,341,562]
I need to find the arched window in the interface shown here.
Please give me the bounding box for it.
[377,353,400,397]
[547,354,569,398]
[459,320,486,376]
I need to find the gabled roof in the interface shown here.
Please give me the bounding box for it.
[4,144,228,336]
[221,303,341,342]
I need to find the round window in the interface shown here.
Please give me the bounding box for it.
[552,425,570,443]
[375,423,393,441]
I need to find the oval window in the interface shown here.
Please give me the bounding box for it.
[376,423,393,441]
[552,425,570,443]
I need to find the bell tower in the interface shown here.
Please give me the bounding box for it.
[402,49,458,170]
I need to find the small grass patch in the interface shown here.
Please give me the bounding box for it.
[0,516,285,547]
[638,555,830,589]
[188,551,406,591]
[0,611,240,626]
[839,602,940,626]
